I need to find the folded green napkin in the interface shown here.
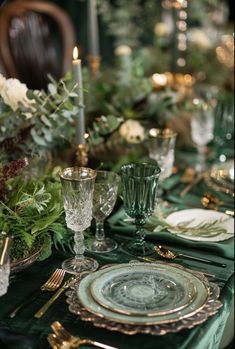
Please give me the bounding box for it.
[164,174,234,210]
[107,207,234,260]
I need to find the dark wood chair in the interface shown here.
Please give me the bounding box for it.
[0,0,76,89]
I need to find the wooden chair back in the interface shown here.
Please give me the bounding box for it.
[0,0,76,89]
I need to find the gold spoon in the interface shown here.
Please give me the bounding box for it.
[201,192,224,210]
[49,322,118,349]
[154,245,226,268]
[201,193,234,216]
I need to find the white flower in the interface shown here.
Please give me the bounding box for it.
[119,120,145,144]
[0,77,31,111]
[188,28,213,50]
[114,45,132,56]
[154,22,170,37]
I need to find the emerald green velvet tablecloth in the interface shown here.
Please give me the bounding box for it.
[0,171,234,349]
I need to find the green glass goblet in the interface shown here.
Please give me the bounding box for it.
[121,163,161,256]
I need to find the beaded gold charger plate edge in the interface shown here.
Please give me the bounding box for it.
[66,263,222,336]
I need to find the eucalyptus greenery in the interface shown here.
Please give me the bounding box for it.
[0,167,72,261]
[97,0,223,49]
[0,73,79,164]
[147,215,231,238]
[97,0,142,48]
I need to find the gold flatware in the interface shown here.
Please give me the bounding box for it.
[48,321,118,349]
[180,173,203,197]
[34,277,75,319]
[0,235,12,266]
[9,268,65,318]
[201,193,234,216]
[154,245,226,268]
[140,257,215,278]
[180,168,196,184]
[201,192,224,210]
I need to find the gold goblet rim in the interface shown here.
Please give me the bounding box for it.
[121,163,161,179]
[95,170,120,181]
[149,128,177,139]
[59,167,96,182]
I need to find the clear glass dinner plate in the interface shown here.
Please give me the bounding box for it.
[165,209,234,242]
[76,263,209,325]
[90,265,196,316]
[67,262,222,335]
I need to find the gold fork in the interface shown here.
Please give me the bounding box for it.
[9,268,65,318]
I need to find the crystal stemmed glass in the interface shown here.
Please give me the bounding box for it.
[214,95,234,162]
[59,167,98,275]
[89,170,120,253]
[146,128,177,204]
[191,105,214,173]
[121,163,161,256]
[147,128,177,181]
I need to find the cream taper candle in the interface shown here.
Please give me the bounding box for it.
[87,0,100,57]
[72,46,85,144]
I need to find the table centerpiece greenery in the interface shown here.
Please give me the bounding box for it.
[0,164,72,264]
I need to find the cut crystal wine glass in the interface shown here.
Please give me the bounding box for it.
[121,163,161,256]
[59,167,98,274]
[146,128,177,204]
[90,170,120,253]
[191,105,214,173]
[147,128,177,181]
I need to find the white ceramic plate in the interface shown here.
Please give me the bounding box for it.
[165,209,234,242]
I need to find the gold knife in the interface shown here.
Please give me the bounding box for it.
[180,173,203,197]
[34,277,75,319]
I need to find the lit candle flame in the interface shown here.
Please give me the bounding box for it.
[73,46,79,60]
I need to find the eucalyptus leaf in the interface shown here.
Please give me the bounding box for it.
[48,83,57,95]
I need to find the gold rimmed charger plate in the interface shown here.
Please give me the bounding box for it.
[204,161,234,197]
[66,263,222,336]
[210,160,234,187]
[89,264,196,317]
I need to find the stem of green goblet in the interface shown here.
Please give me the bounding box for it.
[134,218,146,246]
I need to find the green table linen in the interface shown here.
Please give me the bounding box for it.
[107,207,234,261]
[0,169,234,349]
[0,249,234,349]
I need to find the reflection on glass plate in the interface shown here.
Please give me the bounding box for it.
[90,266,196,316]
[211,160,234,187]
[76,263,208,325]
[165,209,234,242]
[66,262,222,336]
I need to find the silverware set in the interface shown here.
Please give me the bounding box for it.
[34,276,75,319]
[153,245,227,268]
[48,321,118,349]
[9,268,65,318]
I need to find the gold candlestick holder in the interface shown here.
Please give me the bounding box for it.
[88,55,101,76]
[76,143,89,167]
